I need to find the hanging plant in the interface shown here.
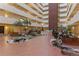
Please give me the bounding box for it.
[14,18,31,26]
[22,18,31,26]
[14,19,23,26]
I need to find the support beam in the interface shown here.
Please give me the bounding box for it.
[49,3,58,30]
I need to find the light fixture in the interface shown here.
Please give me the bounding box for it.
[5,13,8,18]
[72,26,75,30]
[19,19,24,22]
[5,26,8,29]
[25,27,28,29]
[41,23,44,26]
[78,35,79,38]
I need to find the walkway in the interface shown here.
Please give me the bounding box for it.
[0,32,63,56]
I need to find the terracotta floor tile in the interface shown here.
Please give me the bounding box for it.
[0,32,63,56]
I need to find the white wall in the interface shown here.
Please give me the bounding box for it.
[0,16,17,24]
[0,16,48,27]
[67,11,79,25]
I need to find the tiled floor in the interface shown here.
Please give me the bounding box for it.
[0,32,63,56]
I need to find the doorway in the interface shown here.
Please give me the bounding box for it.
[0,26,4,34]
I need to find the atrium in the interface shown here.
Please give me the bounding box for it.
[0,3,79,56]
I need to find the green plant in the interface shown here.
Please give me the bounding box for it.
[23,18,31,26]
[14,18,31,26]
